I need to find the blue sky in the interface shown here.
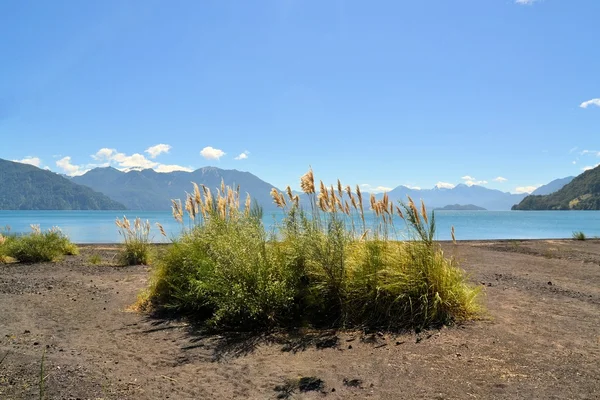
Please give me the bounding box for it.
[1,0,599,194]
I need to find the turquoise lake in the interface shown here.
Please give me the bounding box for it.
[1,210,600,243]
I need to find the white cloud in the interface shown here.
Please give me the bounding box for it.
[13,157,42,167]
[514,185,540,194]
[572,161,577,165]
[154,164,193,173]
[493,176,508,182]
[580,150,600,157]
[111,152,157,169]
[569,146,578,154]
[92,148,116,161]
[582,163,599,171]
[145,144,171,159]
[435,182,455,189]
[405,185,421,190]
[464,180,488,186]
[461,176,488,186]
[515,0,538,4]
[56,157,88,176]
[89,147,196,173]
[200,146,226,160]
[580,98,600,109]
[235,150,250,160]
[359,184,393,193]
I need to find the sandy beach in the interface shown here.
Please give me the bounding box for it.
[1,240,599,399]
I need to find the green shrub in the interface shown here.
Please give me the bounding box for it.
[572,231,586,241]
[143,172,481,331]
[88,254,102,265]
[0,225,78,263]
[116,217,152,265]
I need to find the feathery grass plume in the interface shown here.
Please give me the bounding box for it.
[395,205,405,220]
[345,185,353,199]
[293,194,300,207]
[344,200,351,216]
[31,224,41,235]
[244,193,252,216]
[156,223,167,237]
[337,179,343,198]
[331,185,343,212]
[319,180,327,199]
[421,199,428,224]
[193,182,202,205]
[356,184,366,229]
[203,187,214,213]
[279,192,287,208]
[185,195,195,220]
[350,196,358,210]
[271,188,285,209]
[451,225,456,244]
[286,186,294,202]
[318,195,328,212]
[235,185,241,210]
[382,192,389,210]
[218,196,227,220]
[0,234,5,246]
[220,179,225,195]
[356,185,363,209]
[370,193,376,211]
[300,168,315,194]
[171,200,183,223]
[407,196,421,226]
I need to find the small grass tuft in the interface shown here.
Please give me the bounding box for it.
[572,231,586,241]
[88,254,102,265]
[115,217,152,265]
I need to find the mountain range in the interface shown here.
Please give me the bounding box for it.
[0,159,125,210]
[0,157,581,211]
[513,166,600,210]
[383,184,526,211]
[71,166,278,211]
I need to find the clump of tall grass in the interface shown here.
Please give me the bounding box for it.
[143,170,480,331]
[0,225,78,263]
[115,217,152,265]
[572,231,586,241]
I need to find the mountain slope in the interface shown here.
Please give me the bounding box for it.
[72,167,279,211]
[513,166,600,210]
[0,159,126,210]
[386,184,526,211]
[531,176,574,196]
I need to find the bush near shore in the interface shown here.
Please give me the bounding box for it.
[140,170,481,332]
[0,225,78,263]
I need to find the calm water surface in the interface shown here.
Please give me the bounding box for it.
[1,210,599,243]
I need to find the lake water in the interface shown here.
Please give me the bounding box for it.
[1,210,599,243]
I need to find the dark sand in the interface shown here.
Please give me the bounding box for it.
[1,240,599,399]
